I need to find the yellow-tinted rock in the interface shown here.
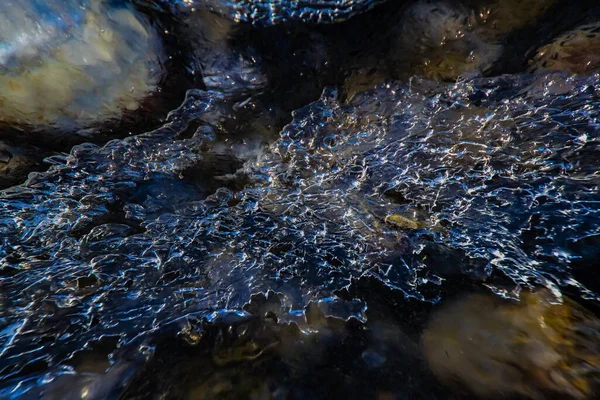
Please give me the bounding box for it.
[392,1,502,81]
[529,23,600,75]
[389,0,556,81]
[0,0,164,130]
[422,290,600,399]
[384,214,421,230]
[472,0,557,39]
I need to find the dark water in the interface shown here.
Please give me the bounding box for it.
[2,0,600,399]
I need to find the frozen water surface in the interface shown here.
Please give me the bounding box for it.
[139,0,387,24]
[2,71,600,397]
[2,0,600,398]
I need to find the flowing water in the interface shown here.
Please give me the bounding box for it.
[1,0,600,399]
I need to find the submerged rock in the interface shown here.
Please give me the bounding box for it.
[390,0,502,80]
[0,141,44,188]
[0,0,165,131]
[422,290,600,399]
[529,23,600,75]
[381,0,559,81]
[469,0,558,39]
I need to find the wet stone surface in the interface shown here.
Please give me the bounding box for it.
[2,0,600,399]
[137,0,389,25]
